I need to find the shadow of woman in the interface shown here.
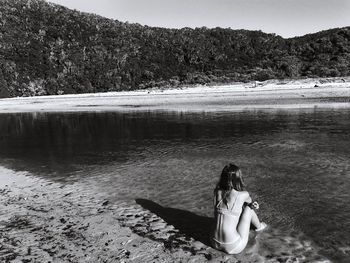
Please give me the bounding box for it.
[135,198,214,246]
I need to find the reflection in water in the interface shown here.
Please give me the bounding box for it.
[0,109,350,261]
[0,111,291,179]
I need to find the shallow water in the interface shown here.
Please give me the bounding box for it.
[0,109,350,262]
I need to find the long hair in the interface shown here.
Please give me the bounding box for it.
[215,164,245,201]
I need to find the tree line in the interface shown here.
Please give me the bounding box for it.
[0,0,349,97]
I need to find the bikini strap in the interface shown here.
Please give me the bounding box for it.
[215,198,221,207]
[216,191,237,209]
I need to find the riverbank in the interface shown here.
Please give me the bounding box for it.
[0,166,331,262]
[0,78,350,113]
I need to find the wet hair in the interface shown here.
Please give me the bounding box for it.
[215,163,245,199]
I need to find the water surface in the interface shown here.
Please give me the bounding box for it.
[0,109,349,262]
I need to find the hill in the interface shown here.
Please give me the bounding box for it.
[0,0,349,97]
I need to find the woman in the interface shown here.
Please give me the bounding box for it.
[211,163,267,254]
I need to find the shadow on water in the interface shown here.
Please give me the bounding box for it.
[136,198,214,246]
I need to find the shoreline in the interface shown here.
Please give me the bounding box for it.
[0,166,331,262]
[0,167,213,262]
[0,78,350,113]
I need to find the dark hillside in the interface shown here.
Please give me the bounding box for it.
[0,0,349,97]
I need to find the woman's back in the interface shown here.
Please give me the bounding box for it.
[212,189,247,243]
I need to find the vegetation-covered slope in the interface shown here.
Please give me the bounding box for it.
[0,0,349,97]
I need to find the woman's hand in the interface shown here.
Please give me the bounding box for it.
[252,201,259,210]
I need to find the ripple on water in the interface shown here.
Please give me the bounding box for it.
[1,109,350,262]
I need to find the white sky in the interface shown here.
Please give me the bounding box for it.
[47,0,350,38]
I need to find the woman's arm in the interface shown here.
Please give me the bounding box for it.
[243,191,259,209]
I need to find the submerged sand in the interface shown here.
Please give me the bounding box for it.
[0,78,350,113]
[0,167,331,262]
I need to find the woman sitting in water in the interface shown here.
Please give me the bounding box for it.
[211,163,267,254]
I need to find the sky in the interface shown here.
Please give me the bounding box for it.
[47,0,350,38]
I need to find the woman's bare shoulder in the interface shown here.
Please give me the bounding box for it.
[238,190,250,198]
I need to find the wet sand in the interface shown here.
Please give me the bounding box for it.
[0,78,350,113]
[0,168,211,262]
[0,167,331,262]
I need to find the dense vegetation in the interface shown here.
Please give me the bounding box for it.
[0,0,349,97]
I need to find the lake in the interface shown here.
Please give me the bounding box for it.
[0,109,349,262]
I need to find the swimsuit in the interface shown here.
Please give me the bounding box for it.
[211,236,243,254]
[212,192,245,254]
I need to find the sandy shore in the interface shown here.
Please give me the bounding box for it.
[0,78,350,113]
[0,167,213,263]
[0,166,331,262]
